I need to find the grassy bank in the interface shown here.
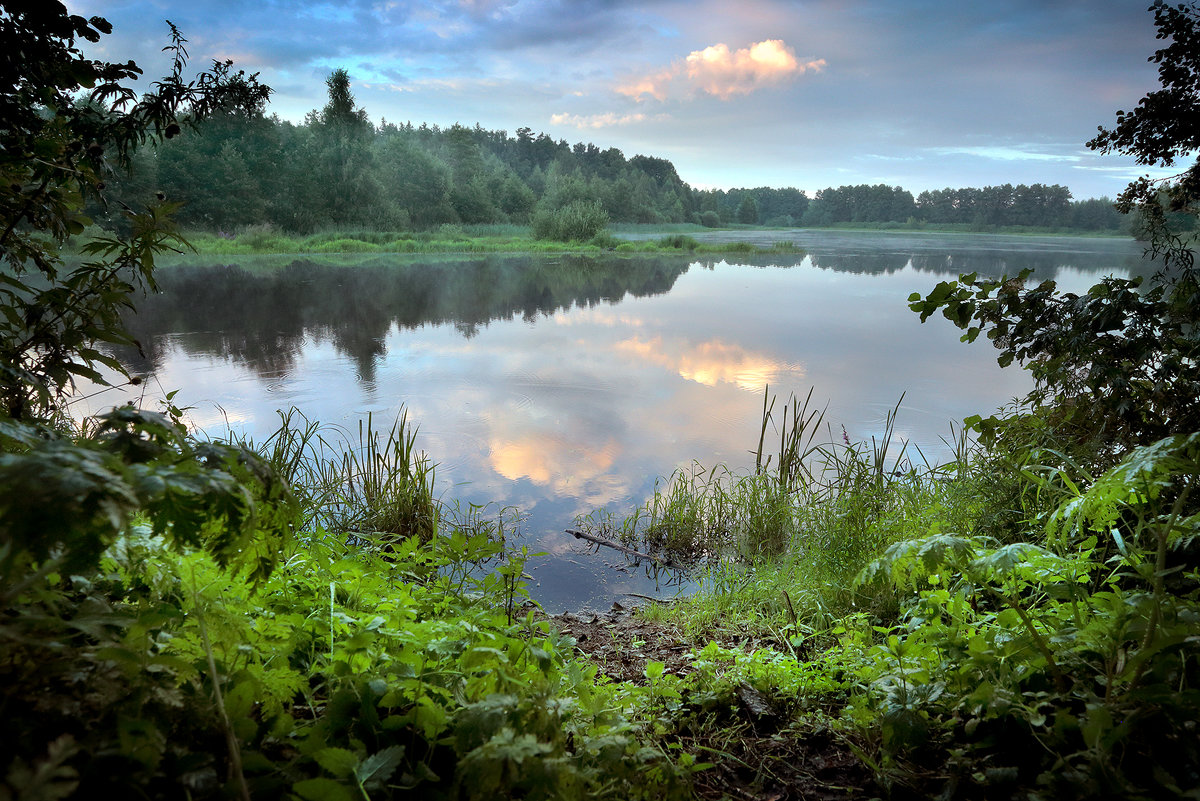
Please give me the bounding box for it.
[7,384,1197,799]
[597,389,1200,799]
[164,223,805,258]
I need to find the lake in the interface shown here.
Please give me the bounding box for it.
[73,230,1150,611]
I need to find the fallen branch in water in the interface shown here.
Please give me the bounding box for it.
[565,528,678,568]
[622,592,677,605]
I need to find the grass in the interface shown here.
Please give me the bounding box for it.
[95,222,809,258]
[235,408,442,549]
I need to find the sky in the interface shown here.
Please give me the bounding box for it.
[72,0,1174,200]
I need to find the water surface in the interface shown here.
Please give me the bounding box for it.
[77,230,1148,611]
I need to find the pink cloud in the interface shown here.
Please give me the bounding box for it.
[617,39,823,102]
[550,111,659,128]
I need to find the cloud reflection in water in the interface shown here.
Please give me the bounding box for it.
[75,238,1146,610]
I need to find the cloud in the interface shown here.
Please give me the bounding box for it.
[617,39,823,102]
[931,145,1079,163]
[550,111,656,128]
[457,0,519,19]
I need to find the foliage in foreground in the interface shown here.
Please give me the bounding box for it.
[0,408,705,800]
[847,432,1200,799]
[613,394,1200,799]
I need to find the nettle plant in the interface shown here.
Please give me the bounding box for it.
[849,433,1200,799]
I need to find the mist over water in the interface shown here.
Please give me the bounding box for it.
[79,231,1148,611]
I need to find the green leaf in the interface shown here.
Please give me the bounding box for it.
[355,745,405,791]
[315,748,360,778]
[293,777,357,801]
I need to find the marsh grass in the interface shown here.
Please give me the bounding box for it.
[150,224,809,258]
[246,408,444,549]
[756,386,825,492]
[593,389,989,637]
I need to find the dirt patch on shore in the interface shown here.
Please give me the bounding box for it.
[547,602,695,684]
[543,604,880,800]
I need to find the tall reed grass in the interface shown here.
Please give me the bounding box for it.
[587,388,988,635]
[245,408,441,547]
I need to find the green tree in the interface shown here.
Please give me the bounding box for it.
[321,67,370,129]
[0,3,270,419]
[1088,0,1200,267]
[376,136,456,226]
[737,194,759,224]
[910,1,1200,459]
[305,69,382,226]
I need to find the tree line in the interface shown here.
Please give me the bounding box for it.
[98,68,1128,235]
[700,182,1126,231]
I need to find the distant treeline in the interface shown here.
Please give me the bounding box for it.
[97,69,1128,235]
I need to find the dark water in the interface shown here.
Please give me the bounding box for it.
[75,230,1148,611]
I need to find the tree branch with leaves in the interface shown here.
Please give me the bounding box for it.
[0,2,270,420]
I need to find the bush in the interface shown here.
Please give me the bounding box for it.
[531,200,609,242]
[657,234,699,250]
[236,222,282,249]
[700,210,721,228]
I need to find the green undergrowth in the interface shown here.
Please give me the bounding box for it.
[3,523,702,799]
[4,387,1199,799]
[0,404,864,800]
[612,390,1200,799]
[1,407,711,800]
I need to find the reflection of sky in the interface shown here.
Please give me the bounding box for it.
[72,243,1137,611]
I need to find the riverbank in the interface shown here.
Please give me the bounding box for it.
[171,224,805,258]
[85,221,1133,260]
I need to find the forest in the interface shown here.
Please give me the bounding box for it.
[2,1,1199,800]
[96,68,1129,237]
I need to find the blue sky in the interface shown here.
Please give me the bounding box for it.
[75,0,1171,199]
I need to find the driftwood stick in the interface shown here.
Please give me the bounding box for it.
[565,528,675,567]
[622,592,676,605]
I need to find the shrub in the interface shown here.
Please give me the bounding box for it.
[236,222,283,249]
[589,231,622,249]
[657,234,699,250]
[531,200,609,242]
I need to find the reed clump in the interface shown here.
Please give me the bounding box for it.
[586,386,986,632]
[247,408,441,547]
